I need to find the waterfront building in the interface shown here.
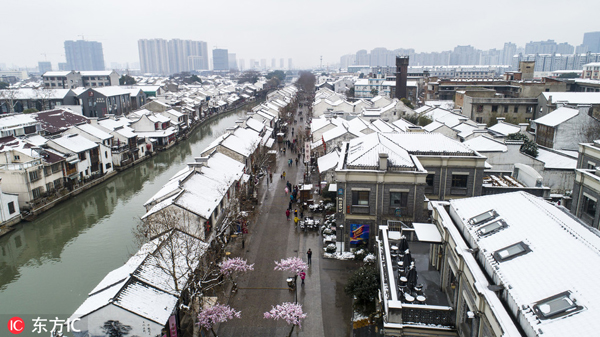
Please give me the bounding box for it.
[0,137,65,208]
[70,228,208,337]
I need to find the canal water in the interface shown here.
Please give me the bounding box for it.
[0,109,247,317]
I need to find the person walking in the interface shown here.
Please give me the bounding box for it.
[294,209,298,218]
[288,201,292,210]
[295,158,298,166]
[283,171,286,179]
[294,216,299,226]
[307,249,312,265]
[286,209,290,221]
[300,270,306,285]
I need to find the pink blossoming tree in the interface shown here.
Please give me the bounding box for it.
[219,257,254,291]
[264,302,307,337]
[197,303,241,336]
[274,257,308,276]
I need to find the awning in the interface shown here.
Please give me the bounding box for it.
[412,223,442,243]
[328,183,337,192]
[67,158,80,165]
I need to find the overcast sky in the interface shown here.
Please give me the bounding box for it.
[2,0,599,70]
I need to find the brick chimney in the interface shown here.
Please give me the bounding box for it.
[395,56,409,100]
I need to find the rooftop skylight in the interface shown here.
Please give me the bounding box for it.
[476,219,508,237]
[533,291,583,320]
[493,241,530,262]
[468,210,498,227]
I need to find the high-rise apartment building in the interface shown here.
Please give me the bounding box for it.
[502,42,517,66]
[64,40,105,71]
[239,59,245,71]
[138,39,208,75]
[280,58,284,69]
[583,32,600,53]
[228,53,238,71]
[271,58,276,69]
[288,58,292,70]
[212,49,229,71]
[260,59,266,70]
[138,39,169,75]
[38,61,52,74]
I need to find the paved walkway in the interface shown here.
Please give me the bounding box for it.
[217,106,358,336]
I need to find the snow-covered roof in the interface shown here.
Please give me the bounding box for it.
[446,192,600,337]
[488,122,521,136]
[391,119,415,132]
[0,88,73,100]
[423,121,444,132]
[49,134,98,153]
[81,87,131,97]
[80,71,116,77]
[75,123,113,141]
[463,136,508,152]
[543,92,600,104]
[0,114,38,130]
[533,107,580,127]
[536,148,577,170]
[345,133,416,170]
[43,71,72,77]
[386,133,477,155]
[318,150,340,173]
[245,118,265,133]
[71,229,207,325]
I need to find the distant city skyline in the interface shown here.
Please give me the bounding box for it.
[0,0,598,70]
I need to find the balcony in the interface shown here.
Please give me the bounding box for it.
[378,227,455,334]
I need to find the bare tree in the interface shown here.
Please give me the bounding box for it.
[0,89,20,113]
[35,87,56,111]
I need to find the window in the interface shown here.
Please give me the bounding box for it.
[46,182,53,192]
[583,195,597,217]
[451,174,468,188]
[426,174,435,187]
[527,106,534,113]
[533,291,582,320]
[513,106,518,113]
[79,152,86,160]
[476,105,483,113]
[14,155,20,160]
[493,241,531,262]
[8,202,15,214]
[491,105,498,112]
[105,163,111,170]
[32,187,43,199]
[390,192,408,207]
[504,106,509,113]
[587,161,596,170]
[29,170,40,182]
[475,117,483,123]
[352,191,369,206]
[105,151,108,159]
